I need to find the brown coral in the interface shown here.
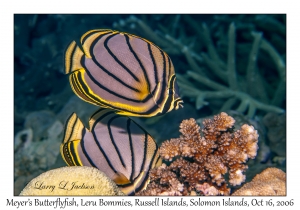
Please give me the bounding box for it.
[232,167,286,196]
[139,112,259,196]
[136,164,184,196]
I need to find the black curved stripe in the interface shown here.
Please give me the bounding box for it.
[155,156,161,166]
[131,119,149,135]
[139,132,147,173]
[61,113,75,143]
[161,75,176,114]
[168,75,176,91]
[167,56,172,79]
[155,50,168,107]
[70,141,81,166]
[80,128,98,168]
[73,35,174,116]
[124,34,151,92]
[73,71,124,111]
[147,43,158,84]
[63,144,74,166]
[127,119,135,182]
[72,63,164,116]
[114,123,159,195]
[173,98,183,108]
[89,108,108,120]
[81,57,153,103]
[128,192,135,196]
[107,115,126,167]
[71,73,92,103]
[88,33,140,93]
[62,113,81,166]
[65,41,76,74]
[134,147,159,193]
[74,69,113,106]
[77,71,163,116]
[120,120,159,194]
[104,33,140,83]
[81,30,111,46]
[130,34,162,51]
[67,117,78,143]
[72,71,105,106]
[134,173,149,194]
[150,84,159,100]
[91,111,119,173]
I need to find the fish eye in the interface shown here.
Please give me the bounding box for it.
[65,29,182,118]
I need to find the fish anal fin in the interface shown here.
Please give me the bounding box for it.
[62,113,85,145]
[60,139,83,167]
[112,172,131,185]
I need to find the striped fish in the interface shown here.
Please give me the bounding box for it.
[60,108,162,195]
[65,29,183,117]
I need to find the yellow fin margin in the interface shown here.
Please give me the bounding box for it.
[60,113,85,166]
[65,41,85,74]
[80,29,114,59]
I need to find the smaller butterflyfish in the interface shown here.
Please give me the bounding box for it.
[60,108,162,195]
[64,29,183,117]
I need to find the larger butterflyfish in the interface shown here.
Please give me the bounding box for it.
[60,108,162,195]
[65,29,183,117]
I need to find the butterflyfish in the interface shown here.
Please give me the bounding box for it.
[65,29,183,117]
[60,108,162,195]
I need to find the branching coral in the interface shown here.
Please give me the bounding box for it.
[113,15,285,118]
[137,163,184,196]
[137,112,259,196]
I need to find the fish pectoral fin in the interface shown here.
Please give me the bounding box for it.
[112,172,131,185]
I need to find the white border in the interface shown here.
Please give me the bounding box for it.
[1,0,299,209]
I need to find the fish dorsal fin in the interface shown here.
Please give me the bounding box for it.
[88,108,115,129]
[112,172,131,185]
[80,29,114,59]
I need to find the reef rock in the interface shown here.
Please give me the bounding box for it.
[262,112,286,156]
[20,166,125,196]
[24,110,57,142]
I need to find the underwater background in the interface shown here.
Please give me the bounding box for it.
[14,14,286,195]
